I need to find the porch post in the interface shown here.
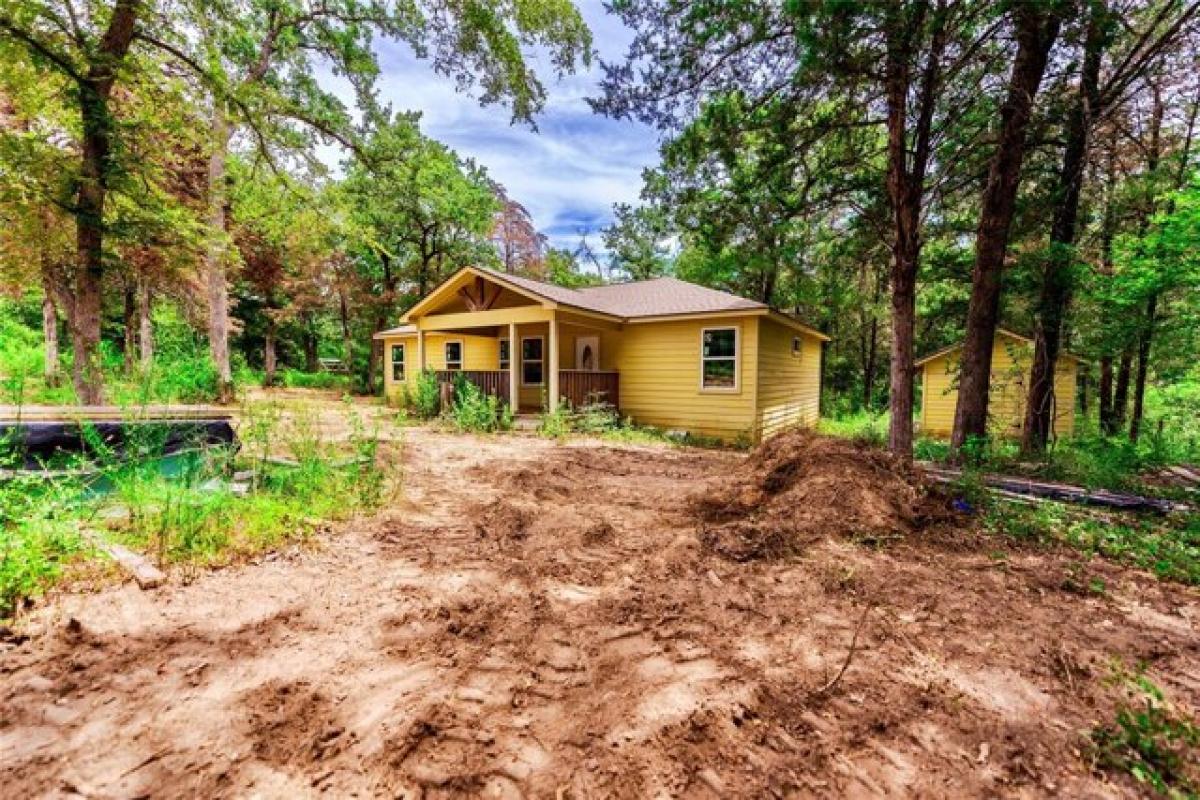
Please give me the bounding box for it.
[548,314,560,410]
[417,328,426,373]
[508,321,518,411]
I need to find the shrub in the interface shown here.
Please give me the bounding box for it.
[280,369,351,391]
[411,370,441,419]
[447,376,510,433]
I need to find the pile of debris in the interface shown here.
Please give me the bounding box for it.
[694,430,952,560]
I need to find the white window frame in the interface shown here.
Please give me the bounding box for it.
[521,335,545,387]
[499,338,510,370]
[444,339,463,371]
[391,343,406,382]
[700,326,739,393]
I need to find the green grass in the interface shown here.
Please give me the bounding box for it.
[0,400,391,620]
[984,500,1200,585]
[538,401,745,449]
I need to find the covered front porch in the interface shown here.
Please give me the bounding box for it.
[408,306,620,413]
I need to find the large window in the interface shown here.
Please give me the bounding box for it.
[499,339,510,370]
[444,341,463,371]
[391,344,405,381]
[701,327,738,390]
[521,336,544,386]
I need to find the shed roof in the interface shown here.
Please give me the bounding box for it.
[915,328,1083,367]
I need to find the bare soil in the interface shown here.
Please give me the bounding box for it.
[2,409,1198,798]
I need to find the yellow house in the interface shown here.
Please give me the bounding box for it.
[916,329,1080,439]
[373,266,829,442]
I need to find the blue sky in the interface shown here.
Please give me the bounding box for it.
[325,1,660,256]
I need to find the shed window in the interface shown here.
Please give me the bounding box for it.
[391,344,405,381]
[792,337,802,357]
[499,339,510,370]
[444,341,463,371]
[701,327,738,390]
[522,337,544,386]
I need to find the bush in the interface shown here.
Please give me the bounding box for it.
[280,369,351,391]
[411,370,441,419]
[447,376,511,433]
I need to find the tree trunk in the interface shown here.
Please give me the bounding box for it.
[863,315,878,410]
[883,0,946,462]
[67,0,139,406]
[1022,3,1105,452]
[1129,293,1157,442]
[339,289,353,369]
[138,279,154,371]
[263,319,277,387]
[206,103,235,403]
[122,284,137,375]
[41,286,60,388]
[1098,355,1114,433]
[951,6,1060,450]
[1113,348,1133,430]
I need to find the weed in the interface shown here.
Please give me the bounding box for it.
[411,370,441,419]
[1090,666,1200,796]
[447,377,510,433]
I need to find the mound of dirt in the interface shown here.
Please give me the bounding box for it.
[695,429,952,560]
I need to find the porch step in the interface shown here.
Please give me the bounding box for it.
[511,414,541,432]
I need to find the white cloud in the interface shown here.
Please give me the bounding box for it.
[317,0,660,253]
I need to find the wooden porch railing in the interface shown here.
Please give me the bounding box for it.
[434,369,619,410]
[559,370,619,410]
[435,370,510,402]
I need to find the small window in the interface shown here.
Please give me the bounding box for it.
[522,337,544,386]
[499,339,510,370]
[792,337,802,357]
[445,341,463,371]
[391,344,405,381]
[701,327,738,390]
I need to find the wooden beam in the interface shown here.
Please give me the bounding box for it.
[509,321,519,411]
[548,315,560,411]
[81,530,165,589]
[417,306,553,331]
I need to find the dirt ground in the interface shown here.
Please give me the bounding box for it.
[2,399,1198,798]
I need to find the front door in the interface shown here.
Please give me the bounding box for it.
[575,336,599,371]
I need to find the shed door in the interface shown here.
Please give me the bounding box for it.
[575,336,599,371]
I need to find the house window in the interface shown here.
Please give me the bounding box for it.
[445,341,463,371]
[499,339,510,370]
[391,344,405,381]
[521,336,544,386]
[701,327,738,390]
[792,337,802,357]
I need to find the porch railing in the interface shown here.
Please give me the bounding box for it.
[560,370,619,410]
[434,370,510,402]
[433,369,619,411]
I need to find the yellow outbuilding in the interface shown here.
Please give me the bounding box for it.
[374,266,829,442]
[917,329,1080,439]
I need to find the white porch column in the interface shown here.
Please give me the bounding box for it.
[416,328,426,373]
[508,321,519,411]
[548,315,560,411]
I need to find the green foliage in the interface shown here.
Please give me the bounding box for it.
[1091,666,1200,797]
[410,370,442,419]
[0,401,391,620]
[987,502,1200,586]
[446,376,511,433]
[280,369,352,391]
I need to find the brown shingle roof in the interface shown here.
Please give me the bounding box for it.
[478,268,765,318]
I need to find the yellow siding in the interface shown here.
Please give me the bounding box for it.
[380,332,500,400]
[755,318,823,439]
[613,316,759,441]
[919,335,1077,438]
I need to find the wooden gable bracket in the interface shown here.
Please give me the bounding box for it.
[456,274,504,312]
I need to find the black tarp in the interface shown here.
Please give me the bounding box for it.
[0,419,238,469]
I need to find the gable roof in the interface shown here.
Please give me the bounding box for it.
[915,328,1082,367]
[464,267,766,319]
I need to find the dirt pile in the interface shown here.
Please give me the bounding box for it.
[694,429,952,560]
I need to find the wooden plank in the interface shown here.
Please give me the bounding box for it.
[0,405,234,423]
[920,464,1189,514]
[80,530,165,589]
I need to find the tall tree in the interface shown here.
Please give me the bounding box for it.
[951,2,1063,449]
